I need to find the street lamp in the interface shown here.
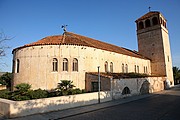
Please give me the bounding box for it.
[98,66,101,103]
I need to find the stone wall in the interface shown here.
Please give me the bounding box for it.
[112,77,165,99]
[12,45,151,90]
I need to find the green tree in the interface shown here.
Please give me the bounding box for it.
[56,80,75,95]
[57,80,75,91]
[11,83,31,101]
[0,72,12,89]
[173,66,180,85]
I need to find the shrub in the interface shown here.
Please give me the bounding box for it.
[0,89,11,99]
[71,88,82,95]
[28,89,48,99]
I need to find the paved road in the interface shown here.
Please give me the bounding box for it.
[61,87,180,120]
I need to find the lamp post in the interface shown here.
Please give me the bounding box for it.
[98,66,100,104]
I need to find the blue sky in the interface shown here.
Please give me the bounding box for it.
[0,0,180,72]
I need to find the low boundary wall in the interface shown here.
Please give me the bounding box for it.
[0,91,111,118]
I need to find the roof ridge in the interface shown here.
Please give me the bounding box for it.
[64,32,97,48]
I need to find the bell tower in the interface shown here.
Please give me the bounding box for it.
[135,11,174,85]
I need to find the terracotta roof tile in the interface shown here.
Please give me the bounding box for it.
[13,32,149,59]
[136,11,160,22]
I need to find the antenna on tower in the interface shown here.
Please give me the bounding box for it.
[148,6,151,12]
[61,25,68,32]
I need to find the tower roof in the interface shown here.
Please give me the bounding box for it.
[135,11,160,22]
[13,32,149,60]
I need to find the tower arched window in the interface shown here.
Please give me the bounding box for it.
[152,17,158,25]
[16,59,20,73]
[105,61,108,72]
[63,58,68,71]
[145,19,151,28]
[164,21,167,28]
[110,62,113,73]
[125,64,128,73]
[160,18,163,24]
[134,65,136,73]
[122,63,124,73]
[139,21,144,29]
[52,58,58,72]
[72,58,78,71]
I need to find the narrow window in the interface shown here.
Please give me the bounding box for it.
[73,58,78,71]
[146,67,148,73]
[152,17,158,25]
[52,58,58,72]
[139,21,144,29]
[12,60,15,73]
[137,66,139,73]
[144,66,146,73]
[110,62,113,73]
[122,63,124,73]
[125,64,128,73]
[145,19,151,27]
[167,56,170,62]
[105,61,108,72]
[63,58,68,71]
[16,59,20,73]
[134,65,136,73]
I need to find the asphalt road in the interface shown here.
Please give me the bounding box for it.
[61,87,180,120]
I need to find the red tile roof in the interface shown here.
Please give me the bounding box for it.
[135,11,160,22]
[13,32,149,60]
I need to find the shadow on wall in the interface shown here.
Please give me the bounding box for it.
[140,80,150,94]
[2,91,112,118]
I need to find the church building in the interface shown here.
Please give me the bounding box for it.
[12,11,174,91]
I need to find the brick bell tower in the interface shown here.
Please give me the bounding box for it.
[135,11,174,86]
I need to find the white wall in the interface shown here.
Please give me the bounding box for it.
[0,91,111,118]
[13,45,151,90]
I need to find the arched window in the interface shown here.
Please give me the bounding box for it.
[122,87,131,95]
[105,61,108,72]
[144,66,146,73]
[164,21,167,28]
[52,58,58,72]
[12,60,15,73]
[163,20,165,27]
[160,18,163,24]
[110,62,113,73]
[152,17,158,25]
[145,19,151,28]
[139,21,144,29]
[63,58,68,71]
[16,59,20,73]
[146,66,148,73]
[125,64,128,73]
[122,63,124,73]
[72,58,78,71]
[137,66,139,73]
[134,65,136,73]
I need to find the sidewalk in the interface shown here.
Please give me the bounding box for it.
[1,86,179,120]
